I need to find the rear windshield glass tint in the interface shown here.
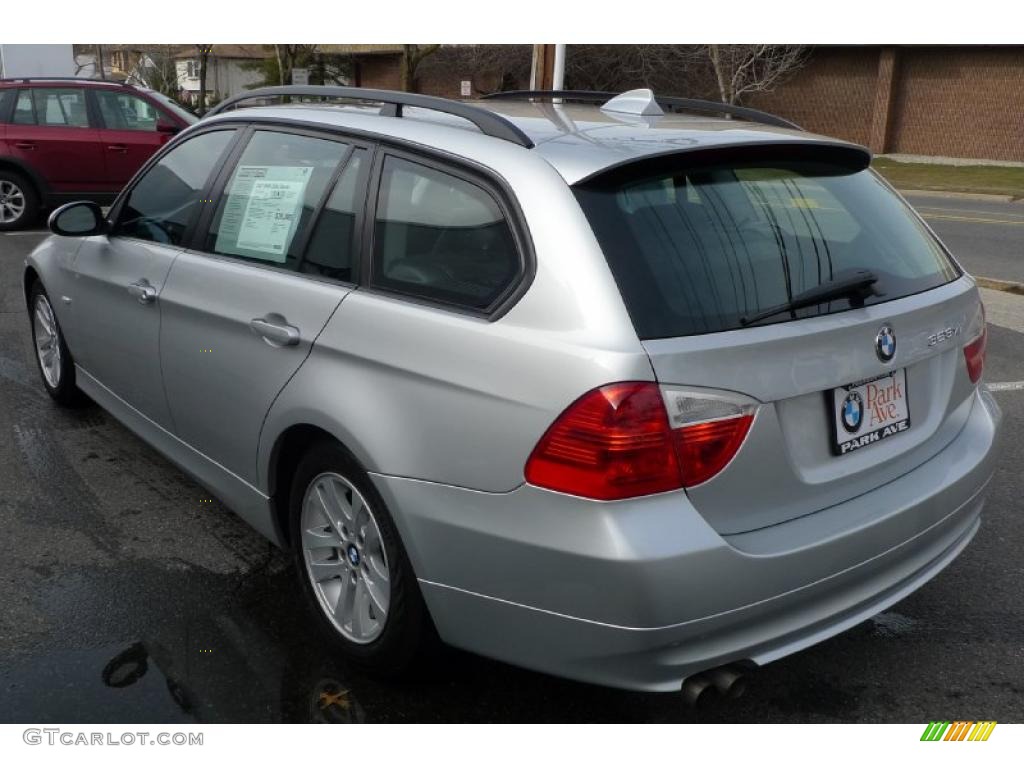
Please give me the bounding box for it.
[575,160,960,339]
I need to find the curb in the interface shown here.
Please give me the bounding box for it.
[976,276,1024,296]
[898,189,1019,203]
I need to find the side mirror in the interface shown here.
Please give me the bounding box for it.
[156,120,181,135]
[48,201,108,237]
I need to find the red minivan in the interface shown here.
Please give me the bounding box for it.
[0,78,196,230]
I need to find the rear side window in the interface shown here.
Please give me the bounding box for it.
[116,130,236,245]
[12,88,90,127]
[371,156,520,311]
[205,130,349,268]
[575,160,961,338]
[301,149,367,283]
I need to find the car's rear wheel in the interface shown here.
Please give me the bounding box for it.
[29,282,84,406]
[289,441,435,675]
[0,171,39,232]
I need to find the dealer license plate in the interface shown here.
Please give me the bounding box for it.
[831,369,910,455]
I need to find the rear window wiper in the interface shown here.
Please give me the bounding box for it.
[740,269,880,327]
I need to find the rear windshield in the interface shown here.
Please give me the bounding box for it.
[575,159,960,339]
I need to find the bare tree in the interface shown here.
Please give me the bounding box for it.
[418,45,531,95]
[196,44,211,114]
[401,44,440,92]
[124,46,180,97]
[705,45,807,105]
[565,45,712,96]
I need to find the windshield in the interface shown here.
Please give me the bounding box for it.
[575,159,961,339]
[145,90,198,124]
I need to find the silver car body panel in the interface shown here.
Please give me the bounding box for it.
[70,235,181,428]
[375,388,999,691]
[158,250,351,484]
[24,97,1003,691]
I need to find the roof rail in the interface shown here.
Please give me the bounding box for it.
[0,76,125,84]
[481,89,801,131]
[205,86,535,148]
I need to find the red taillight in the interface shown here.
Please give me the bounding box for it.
[525,382,755,500]
[964,325,987,383]
[672,414,755,487]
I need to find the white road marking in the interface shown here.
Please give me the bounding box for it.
[987,381,1024,392]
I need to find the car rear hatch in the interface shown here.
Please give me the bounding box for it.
[575,143,985,535]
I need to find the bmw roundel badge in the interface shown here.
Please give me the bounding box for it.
[875,324,896,363]
[840,391,864,433]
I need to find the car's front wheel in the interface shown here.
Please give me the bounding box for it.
[289,441,435,675]
[29,282,84,406]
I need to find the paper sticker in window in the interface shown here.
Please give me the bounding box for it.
[215,165,313,262]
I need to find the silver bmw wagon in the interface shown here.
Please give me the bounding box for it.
[24,86,1001,695]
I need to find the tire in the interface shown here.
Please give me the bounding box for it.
[289,440,436,676]
[0,170,40,232]
[29,281,85,406]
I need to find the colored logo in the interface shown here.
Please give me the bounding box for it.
[920,721,997,742]
[840,391,864,433]
[346,544,360,567]
[876,325,896,363]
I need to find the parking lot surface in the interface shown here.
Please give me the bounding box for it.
[1,204,1022,723]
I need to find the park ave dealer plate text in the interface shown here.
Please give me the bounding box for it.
[831,369,910,455]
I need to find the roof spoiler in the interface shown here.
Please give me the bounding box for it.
[572,140,873,187]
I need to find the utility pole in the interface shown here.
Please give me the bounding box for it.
[530,44,566,91]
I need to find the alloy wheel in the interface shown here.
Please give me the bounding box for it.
[0,180,26,224]
[301,472,391,644]
[33,294,62,389]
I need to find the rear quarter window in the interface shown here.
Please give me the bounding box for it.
[575,158,960,339]
[370,155,521,312]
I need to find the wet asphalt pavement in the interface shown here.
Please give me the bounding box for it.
[1,208,1022,723]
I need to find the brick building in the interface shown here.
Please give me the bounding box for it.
[745,46,1024,162]
[305,45,1024,163]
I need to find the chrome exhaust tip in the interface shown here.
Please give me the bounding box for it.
[680,665,748,707]
[680,673,719,708]
[706,665,747,700]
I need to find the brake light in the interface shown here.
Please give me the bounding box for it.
[525,383,755,500]
[964,302,987,384]
[964,327,987,383]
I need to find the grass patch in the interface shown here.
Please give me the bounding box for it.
[871,158,1024,199]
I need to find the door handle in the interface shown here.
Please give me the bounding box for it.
[127,279,157,304]
[107,144,128,153]
[14,142,35,150]
[250,316,300,347]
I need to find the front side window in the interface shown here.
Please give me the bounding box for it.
[575,158,961,338]
[115,130,236,245]
[145,90,198,125]
[0,89,15,122]
[205,131,350,268]
[96,91,160,131]
[371,156,520,311]
[20,88,90,127]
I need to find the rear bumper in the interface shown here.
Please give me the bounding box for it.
[371,388,1002,692]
